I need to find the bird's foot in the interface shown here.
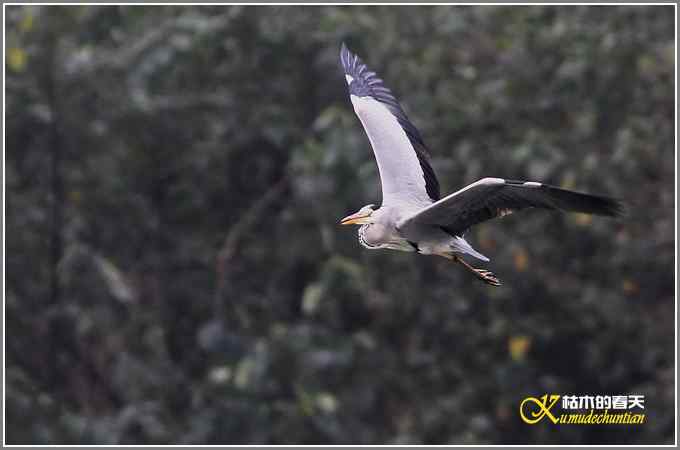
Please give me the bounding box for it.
[473,268,502,287]
[448,254,502,287]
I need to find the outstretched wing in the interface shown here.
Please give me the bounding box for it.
[398,177,623,236]
[340,43,439,206]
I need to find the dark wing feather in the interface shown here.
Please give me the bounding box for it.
[399,178,624,236]
[340,43,440,201]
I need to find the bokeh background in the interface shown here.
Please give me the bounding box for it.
[5,5,675,445]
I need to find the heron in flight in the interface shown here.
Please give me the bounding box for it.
[338,43,623,286]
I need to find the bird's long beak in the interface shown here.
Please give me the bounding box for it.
[340,211,371,225]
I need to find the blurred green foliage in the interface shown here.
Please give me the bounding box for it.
[5,5,675,444]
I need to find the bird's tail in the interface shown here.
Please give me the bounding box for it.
[451,236,490,262]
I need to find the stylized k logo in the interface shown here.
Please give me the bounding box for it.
[520,394,561,424]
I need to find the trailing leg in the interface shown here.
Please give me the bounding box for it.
[441,253,502,286]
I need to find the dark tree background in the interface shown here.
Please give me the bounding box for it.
[5,5,675,445]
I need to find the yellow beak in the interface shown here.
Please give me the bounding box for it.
[340,211,372,225]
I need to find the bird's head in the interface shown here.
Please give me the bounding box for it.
[339,204,376,225]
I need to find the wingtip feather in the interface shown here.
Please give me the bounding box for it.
[605,198,626,218]
[541,184,625,218]
[339,42,351,70]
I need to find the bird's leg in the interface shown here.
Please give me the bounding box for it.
[456,256,502,286]
[442,253,502,286]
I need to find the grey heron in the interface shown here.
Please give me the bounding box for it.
[338,43,623,286]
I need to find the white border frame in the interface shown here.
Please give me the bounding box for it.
[2,2,677,447]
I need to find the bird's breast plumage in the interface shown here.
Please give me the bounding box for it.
[357,222,416,252]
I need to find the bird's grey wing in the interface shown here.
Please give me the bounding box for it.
[398,177,623,236]
[340,43,439,206]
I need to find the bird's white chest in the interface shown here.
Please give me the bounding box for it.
[359,223,416,252]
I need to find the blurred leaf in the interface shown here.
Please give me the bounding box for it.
[19,11,34,32]
[508,335,532,362]
[7,47,26,72]
[302,282,324,316]
[622,279,640,295]
[512,247,529,272]
[574,213,593,226]
[315,392,338,414]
